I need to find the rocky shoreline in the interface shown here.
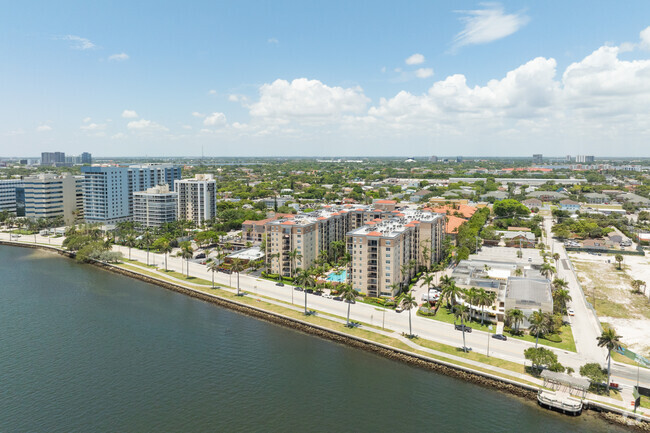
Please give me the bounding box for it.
[2,240,648,431]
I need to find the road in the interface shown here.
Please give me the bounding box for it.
[1,231,647,387]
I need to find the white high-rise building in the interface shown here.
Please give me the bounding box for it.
[133,184,178,228]
[175,174,217,226]
[82,166,130,224]
[23,173,84,224]
[0,179,23,214]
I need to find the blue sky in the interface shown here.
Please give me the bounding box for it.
[3,1,650,157]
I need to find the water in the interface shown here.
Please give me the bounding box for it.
[0,246,627,432]
[326,270,347,282]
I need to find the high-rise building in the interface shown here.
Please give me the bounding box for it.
[0,179,23,214]
[429,155,438,162]
[81,166,130,224]
[128,164,182,215]
[575,155,595,163]
[175,174,217,226]
[532,154,543,164]
[41,152,66,166]
[23,173,84,224]
[133,184,178,228]
[81,152,92,164]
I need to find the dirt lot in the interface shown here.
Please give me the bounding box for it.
[569,251,650,357]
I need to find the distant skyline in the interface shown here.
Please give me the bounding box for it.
[3,1,650,157]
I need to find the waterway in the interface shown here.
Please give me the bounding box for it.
[0,246,628,432]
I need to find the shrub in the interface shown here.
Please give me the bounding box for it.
[544,334,562,343]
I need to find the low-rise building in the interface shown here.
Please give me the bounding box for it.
[504,277,553,326]
[583,192,609,204]
[559,199,581,213]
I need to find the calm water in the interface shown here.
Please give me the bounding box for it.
[0,246,627,432]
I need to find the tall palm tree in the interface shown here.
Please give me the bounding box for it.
[552,278,568,292]
[142,229,154,265]
[465,287,479,320]
[454,303,470,352]
[402,292,418,337]
[506,308,525,334]
[207,260,220,289]
[540,262,556,280]
[597,328,622,394]
[552,288,572,314]
[294,269,315,314]
[422,274,434,293]
[231,258,245,296]
[528,309,547,348]
[477,289,496,325]
[552,252,560,268]
[288,249,303,279]
[439,275,455,290]
[340,284,357,326]
[124,234,137,260]
[614,254,624,270]
[180,242,194,277]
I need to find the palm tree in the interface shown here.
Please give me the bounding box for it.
[142,229,154,265]
[294,269,315,314]
[180,241,193,277]
[597,327,622,394]
[231,258,245,296]
[540,262,556,280]
[422,274,434,293]
[552,278,568,292]
[421,245,431,271]
[439,275,455,290]
[454,303,470,352]
[552,252,560,267]
[631,279,646,294]
[552,288,572,314]
[528,309,547,348]
[465,287,479,320]
[340,284,357,326]
[207,260,220,289]
[124,234,137,260]
[477,289,496,325]
[402,292,418,337]
[614,254,624,270]
[287,249,303,279]
[506,308,525,334]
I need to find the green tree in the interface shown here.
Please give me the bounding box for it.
[493,199,531,218]
[552,288,572,314]
[294,269,315,314]
[540,262,556,280]
[524,347,559,372]
[506,308,525,334]
[179,241,194,277]
[597,327,622,393]
[207,260,220,289]
[287,249,303,278]
[453,303,470,352]
[528,309,547,348]
[231,258,246,296]
[124,234,137,260]
[340,284,357,326]
[614,254,623,270]
[579,362,607,387]
[152,238,173,271]
[402,292,418,337]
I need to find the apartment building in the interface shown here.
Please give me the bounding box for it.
[175,174,217,226]
[81,166,130,224]
[23,173,84,224]
[128,163,182,215]
[264,205,445,296]
[133,184,178,227]
[0,179,23,214]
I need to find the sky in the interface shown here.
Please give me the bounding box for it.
[3,1,650,157]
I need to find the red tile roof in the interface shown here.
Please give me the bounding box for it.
[367,231,382,236]
[445,215,466,234]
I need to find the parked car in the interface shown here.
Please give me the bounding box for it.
[454,324,472,333]
[294,286,303,291]
[567,308,575,316]
[195,253,206,259]
[395,305,404,313]
[492,334,507,341]
[333,296,342,301]
[322,293,332,299]
[305,288,314,294]
[275,282,284,287]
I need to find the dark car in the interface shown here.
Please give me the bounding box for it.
[333,296,342,301]
[454,324,472,333]
[195,253,206,259]
[275,282,285,287]
[294,286,303,291]
[492,334,507,341]
[304,288,314,294]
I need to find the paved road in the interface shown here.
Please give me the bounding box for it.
[1,231,646,387]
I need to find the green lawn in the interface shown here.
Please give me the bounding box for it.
[417,305,497,333]
[504,325,577,352]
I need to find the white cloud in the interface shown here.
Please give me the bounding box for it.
[381,66,386,73]
[405,53,425,65]
[108,53,129,62]
[207,89,217,96]
[192,112,205,118]
[415,68,434,78]
[182,125,193,130]
[111,133,127,139]
[204,112,227,126]
[453,4,529,49]
[36,124,52,132]
[83,117,92,123]
[59,35,96,50]
[268,38,279,44]
[80,123,105,131]
[5,129,25,136]
[122,110,138,118]
[249,78,370,121]
[127,119,168,132]
[640,26,650,50]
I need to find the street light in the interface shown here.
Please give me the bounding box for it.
[487,325,493,357]
[375,307,385,330]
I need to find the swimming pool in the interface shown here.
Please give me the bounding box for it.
[326,270,347,282]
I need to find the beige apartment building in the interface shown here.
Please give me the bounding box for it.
[175,174,217,226]
[264,205,445,296]
[23,173,84,224]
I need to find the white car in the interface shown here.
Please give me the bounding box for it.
[567,308,575,316]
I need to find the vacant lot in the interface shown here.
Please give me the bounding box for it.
[569,252,650,357]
